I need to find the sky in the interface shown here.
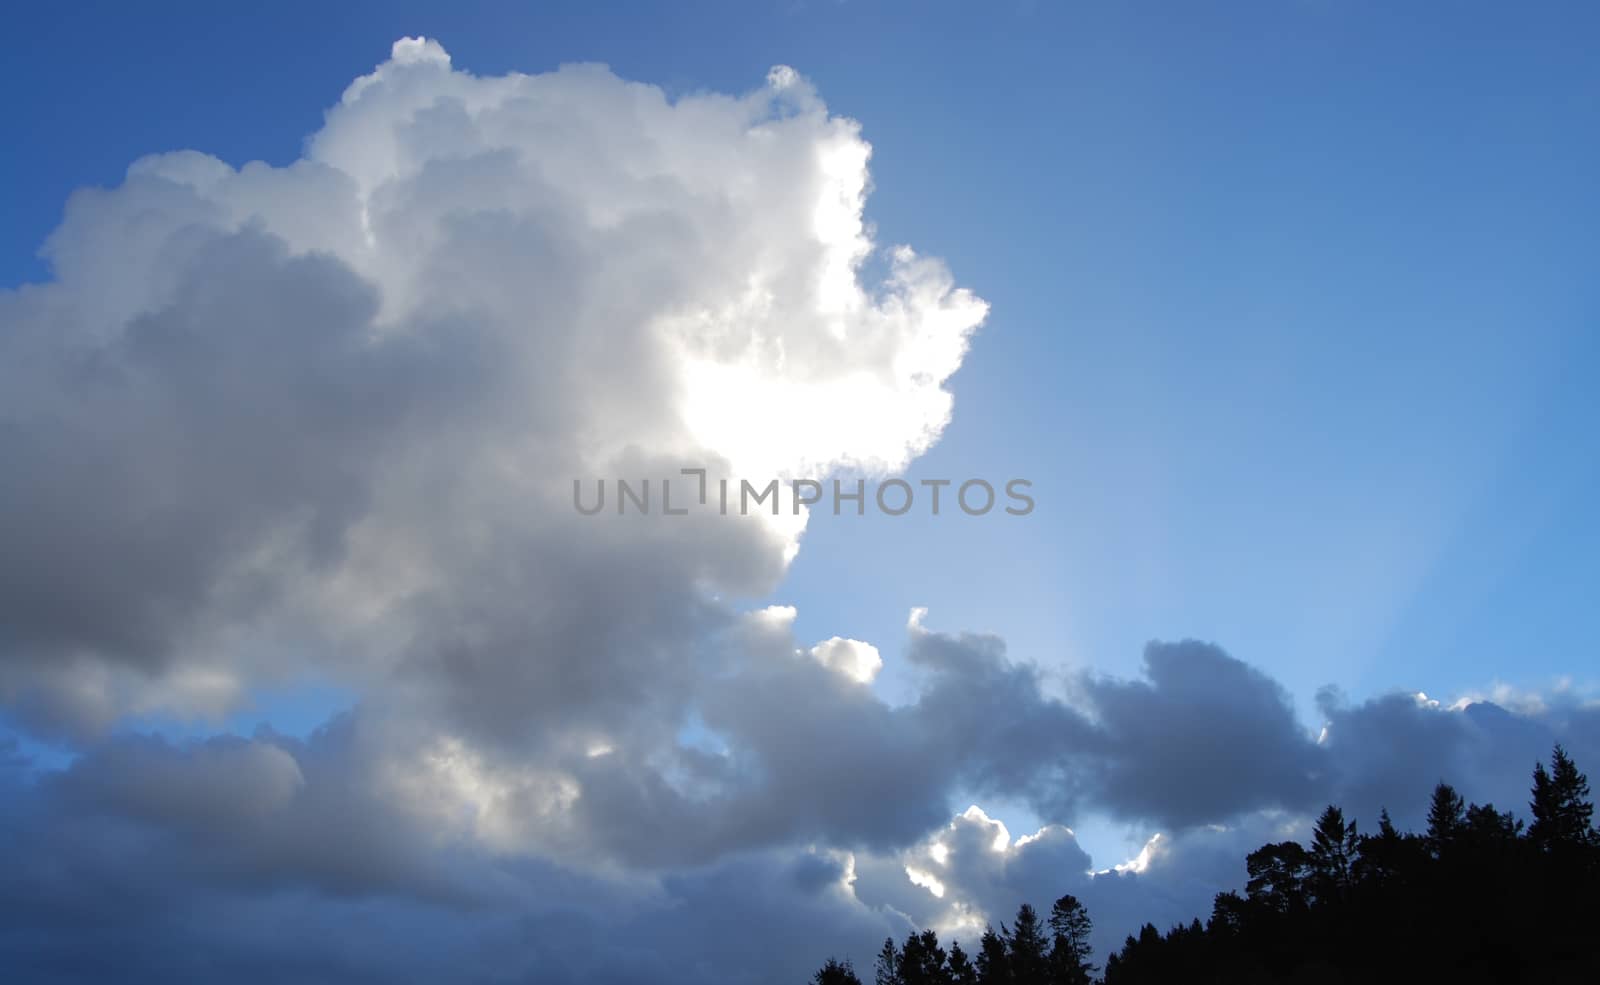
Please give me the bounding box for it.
[1,2,1598,982]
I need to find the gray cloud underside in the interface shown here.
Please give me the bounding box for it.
[3,630,1595,983]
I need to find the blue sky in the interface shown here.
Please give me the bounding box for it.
[2,2,1598,978]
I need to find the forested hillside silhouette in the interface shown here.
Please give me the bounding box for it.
[809,745,1600,984]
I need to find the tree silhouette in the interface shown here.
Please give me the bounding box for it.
[975,927,1009,985]
[875,938,901,985]
[947,942,978,985]
[1005,903,1049,984]
[1463,801,1521,844]
[809,749,1600,985]
[899,929,951,985]
[1245,840,1309,912]
[1530,743,1598,852]
[1425,781,1466,852]
[1352,807,1410,887]
[814,958,865,985]
[1047,894,1095,985]
[1307,805,1358,902]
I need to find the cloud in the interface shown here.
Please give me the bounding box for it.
[811,636,885,684]
[1067,640,1325,828]
[1317,686,1600,830]
[3,35,1599,985]
[5,627,1599,981]
[0,37,986,749]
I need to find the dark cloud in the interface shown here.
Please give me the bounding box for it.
[4,632,1599,982]
[1069,640,1325,828]
[1319,688,1600,830]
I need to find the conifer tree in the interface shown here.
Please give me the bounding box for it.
[947,942,979,985]
[1005,904,1049,984]
[811,756,1600,985]
[975,926,1010,985]
[898,929,950,985]
[1046,894,1094,985]
[1425,782,1465,852]
[1245,841,1310,911]
[875,937,902,985]
[814,958,865,985]
[1463,801,1521,844]
[1308,804,1359,901]
[1530,744,1598,851]
[1354,808,1409,885]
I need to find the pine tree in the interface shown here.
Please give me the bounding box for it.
[1307,804,1359,903]
[1046,894,1095,985]
[947,942,979,985]
[814,958,865,985]
[1355,808,1409,885]
[808,764,1600,985]
[1529,744,1598,851]
[876,937,903,985]
[1207,891,1247,937]
[1245,841,1310,912]
[976,927,1010,985]
[1006,904,1049,985]
[1425,782,1465,852]
[1463,801,1521,844]
[899,929,950,985]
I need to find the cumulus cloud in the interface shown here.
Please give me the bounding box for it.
[0,36,993,978]
[5,619,1600,981]
[1066,640,1325,828]
[1316,686,1600,830]
[811,636,884,684]
[0,37,986,746]
[3,36,1598,985]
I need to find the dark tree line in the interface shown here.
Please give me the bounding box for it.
[810,745,1600,985]
[810,894,1096,985]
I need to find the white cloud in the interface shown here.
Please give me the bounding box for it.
[810,636,884,684]
[0,37,985,768]
[1107,832,1162,875]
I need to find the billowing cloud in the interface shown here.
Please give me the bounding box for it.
[2,36,1597,985]
[5,623,1599,981]
[0,37,986,748]
[812,636,885,684]
[1066,640,1325,828]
